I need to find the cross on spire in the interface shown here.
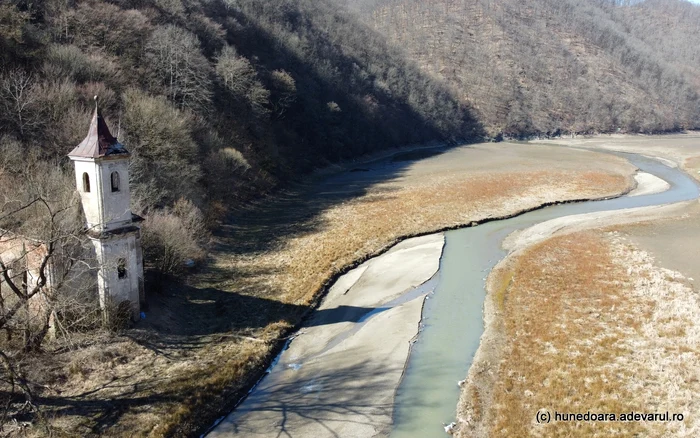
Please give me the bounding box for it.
[68,96,129,159]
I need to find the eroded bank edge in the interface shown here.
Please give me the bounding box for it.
[197,175,638,437]
[454,155,699,436]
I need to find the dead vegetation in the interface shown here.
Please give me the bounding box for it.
[148,161,630,436]
[458,230,699,437]
[5,147,634,437]
[684,155,700,182]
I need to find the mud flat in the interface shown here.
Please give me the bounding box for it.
[205,143,636,438]
[623,201,700,288]
[533,131,700,181]
[456,147,700,437]
[209,234,444,438]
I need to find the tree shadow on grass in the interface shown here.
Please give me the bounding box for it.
[129,282,383,350]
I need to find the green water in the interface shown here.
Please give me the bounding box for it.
[390,153,699,437]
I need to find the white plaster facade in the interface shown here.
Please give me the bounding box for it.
[72,157,133,233]
[90,230,143,319]
[68,106,144,321]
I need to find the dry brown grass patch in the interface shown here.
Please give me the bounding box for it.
[684,155,700,182]
[470,230,699,437]
[19,151,634,437]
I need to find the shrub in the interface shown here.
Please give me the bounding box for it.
[43,44,110,84]
[140,199,210,277]
[270,69,297,119]
[221,147,251,172]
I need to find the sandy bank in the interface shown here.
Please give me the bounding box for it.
[628,171,670,196]
[209,234,444,437]
[502,200,693,254]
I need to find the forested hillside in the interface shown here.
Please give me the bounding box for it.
[353,0,700,137]
[4,0,700,230]
[1,0,478,230]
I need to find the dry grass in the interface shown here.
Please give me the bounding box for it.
[461,230,699,437]
[222,170,628,307]
[15,148,634,437]
[684,155,700,182]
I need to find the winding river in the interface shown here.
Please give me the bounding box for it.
[390,152,699,436]
[208,150,699,437]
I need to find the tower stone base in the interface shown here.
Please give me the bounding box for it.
[90,227,144,322]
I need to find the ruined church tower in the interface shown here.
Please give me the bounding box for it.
[68,99,144,321]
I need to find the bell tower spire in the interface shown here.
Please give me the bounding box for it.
[69,99,144,321]
[68,96,133,232]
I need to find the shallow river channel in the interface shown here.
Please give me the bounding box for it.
[390,152,699,437]
[208,151,699,437]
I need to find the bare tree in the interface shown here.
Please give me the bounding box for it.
[121,88,203,210]
[145,24,213,112]
[0,69,40,139]
[215,44,270,118]
[270,69,297,119]
[0,160,96,424]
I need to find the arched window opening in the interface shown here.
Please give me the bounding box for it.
[117,258,127,279]
[111,171,120,192]
[82,173,91,193]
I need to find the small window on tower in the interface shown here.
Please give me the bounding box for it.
[82,173,90,192]
[111,171,120,192]
[117,258,127,279]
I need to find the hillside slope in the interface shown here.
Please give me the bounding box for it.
[352,0,700,137]
[1,0,479,214]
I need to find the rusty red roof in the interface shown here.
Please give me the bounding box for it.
[68,106,128,159]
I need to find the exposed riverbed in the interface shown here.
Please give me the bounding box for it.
[206,150,697,438]
[391,153,698,437]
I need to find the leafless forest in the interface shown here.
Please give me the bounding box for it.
[1,0,699,435]
[2,0,699,234]
[356,0,700,136]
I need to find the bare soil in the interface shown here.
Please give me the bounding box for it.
[533,130,700,182]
